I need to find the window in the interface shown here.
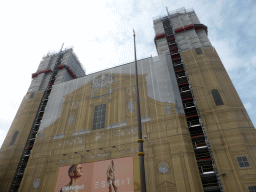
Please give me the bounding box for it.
[211,89,224,106]
[237,156,250,168]
[9,131,18,145]
[195,48,202,55]
[248,186,256,192]
[93,104,106,130]
[30,92,34,99]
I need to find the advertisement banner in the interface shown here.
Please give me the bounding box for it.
[55,157,134,192]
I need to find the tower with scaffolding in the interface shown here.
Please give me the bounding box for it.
[153,7,256,192]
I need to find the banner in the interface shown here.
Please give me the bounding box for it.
[55,157,134,192]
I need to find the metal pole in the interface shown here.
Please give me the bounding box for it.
[133,29,146,192]
[166,7,170,17]
[60,43,64,52]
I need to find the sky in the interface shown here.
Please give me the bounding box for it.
[0,0,255,147]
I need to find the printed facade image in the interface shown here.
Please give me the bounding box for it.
[0,7,255,192]
[38,55,183,140]
[55,157,134,192]
[59,164,83,192]
[31,54,187,191]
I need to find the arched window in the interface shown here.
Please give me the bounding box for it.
[211,89,224,106]
[68,113,74,126]
[9,131,18,145]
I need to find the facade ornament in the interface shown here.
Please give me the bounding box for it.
[54,133,64,140]
[128,99,135,112]
[159,163,169,174]
[124,148,139,154]
[33,179,40,188]
[163,102,176,115]
[92,74,114,97]
[68,113,74,126]
[95,132,105,141]
[126,87,136,96]
[70,101,79,109]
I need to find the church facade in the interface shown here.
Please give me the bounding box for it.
[0,7,256,192]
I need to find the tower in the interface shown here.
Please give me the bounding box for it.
[0,7,255,192]
[153,7,256,192]
[0,47,85,191]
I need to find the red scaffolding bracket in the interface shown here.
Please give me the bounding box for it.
[179,82,188,86]
[174,24,208,35]
[182,97,193,101]
[175,27,184,33]
[171,53,181,61]
[192,134,204,138]
[66,67,77,79]
[32,68,52,78]
[175,69,185,73]
[186,114,199,118]
[57,64,65,69]
[184,24,194,31]
[197,158,211,162]
[45,69,52,73]
[155,33,165,40]
[194,24,208,34]
[32,73,38,78]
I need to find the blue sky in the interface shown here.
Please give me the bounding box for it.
[0,0,255,147]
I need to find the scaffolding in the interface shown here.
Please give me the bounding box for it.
[153,7,212,55]
[153,7,195,23]
[9,49,65,192]
[160,14,224,192]
[28,48,85,94]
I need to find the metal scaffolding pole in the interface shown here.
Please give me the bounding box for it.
[133,29,146,192]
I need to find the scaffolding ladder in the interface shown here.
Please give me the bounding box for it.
[9,49,64,192]
[161,16,224,192]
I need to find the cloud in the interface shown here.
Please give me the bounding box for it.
[0,128,8,148]
[211,39,242,72]
[251,55,256,66]
[244,102,252,111]
[0,119,12,130]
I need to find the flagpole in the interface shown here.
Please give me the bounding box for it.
[133,29,146,192]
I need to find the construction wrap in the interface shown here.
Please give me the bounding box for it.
[39,53,184,134]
